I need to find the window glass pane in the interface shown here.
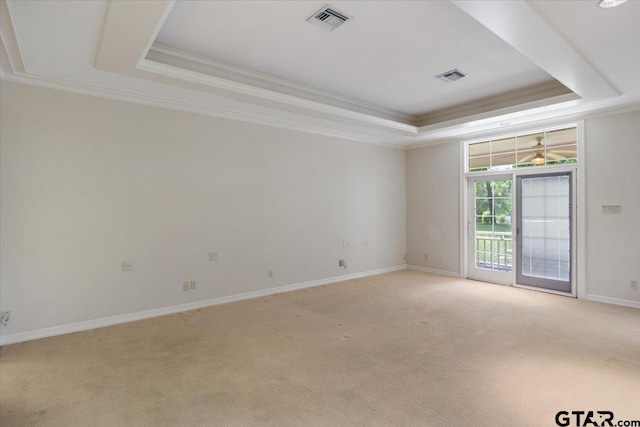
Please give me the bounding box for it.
[517,150,539,167]
[469,156,490,171]
[492,137,515,155]
[469,141,490,157]
[546,144,577,165]
[546,128,576,148]
[491,152,516,170]
[517,132,544,152]
[466,126,577,173]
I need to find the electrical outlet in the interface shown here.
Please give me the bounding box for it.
[190,280,196,290]
[268,270,273,278]
[1,311,10,326]
[424,254,428,260]
[209,252,218,262]
[122,261,133,272]
[339,259,346,268]
[403,254,407,261]
[631,280,639,290]
[183,282,190,292]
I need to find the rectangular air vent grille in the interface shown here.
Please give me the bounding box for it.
[307,5,352,32]
[435,69,468,83]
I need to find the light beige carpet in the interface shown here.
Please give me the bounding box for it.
[1,270,639,427]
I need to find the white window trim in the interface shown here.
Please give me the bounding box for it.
[459,121,585,299]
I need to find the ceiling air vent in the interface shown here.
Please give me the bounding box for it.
[307,5,352,32]
[435,69,468,83]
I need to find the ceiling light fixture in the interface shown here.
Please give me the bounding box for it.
[532,137,546,166]
[598,0,629,8]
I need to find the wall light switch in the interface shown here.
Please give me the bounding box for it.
[343,240,349,247]
[209,252,218,262]
[602,205,621,214]
[122,261,133,272]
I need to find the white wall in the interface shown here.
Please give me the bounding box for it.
[0,81,406,337]
[584,111,640,304]
[406,110,640,307]
[406,142,460,274]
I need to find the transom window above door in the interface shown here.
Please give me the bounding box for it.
[467,125,577,173]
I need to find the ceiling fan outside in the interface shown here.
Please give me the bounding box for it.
[518,136,575,165]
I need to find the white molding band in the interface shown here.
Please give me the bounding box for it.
[0,72,402,148]
[584,294,640,310]
[0,265,407,346]
[147,44,414,125]
[407,265,461,278]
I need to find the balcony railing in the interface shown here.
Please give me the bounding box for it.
[475,231,512,271]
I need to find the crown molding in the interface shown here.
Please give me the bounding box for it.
[415,80,577,127]
[0,71,406,149]
[148,44,414,125]
[407,101,640,150]
[139,51,418,135]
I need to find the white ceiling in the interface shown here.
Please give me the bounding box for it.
[1,0,639,148]
[530,0,640,94]
[155,1,555,116]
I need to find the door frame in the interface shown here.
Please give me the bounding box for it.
[459,121,585,298]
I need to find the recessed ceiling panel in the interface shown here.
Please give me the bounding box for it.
[155,0,561,116]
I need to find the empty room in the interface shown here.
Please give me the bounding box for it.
[1,1,639,426]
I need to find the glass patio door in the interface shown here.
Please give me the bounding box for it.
[468,176,513,284]
[516,172,572,293]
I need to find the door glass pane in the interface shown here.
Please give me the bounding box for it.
[520,175,570,282]
[474,179,512,272]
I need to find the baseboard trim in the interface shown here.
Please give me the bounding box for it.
[407,265,460,278]
[584,294,640,309]
[0,265,407,346]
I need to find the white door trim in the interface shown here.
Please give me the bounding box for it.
[459,121,585,299]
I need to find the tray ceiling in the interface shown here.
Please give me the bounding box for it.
[1,0,638,147]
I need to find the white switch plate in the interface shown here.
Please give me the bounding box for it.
[209,252,218,262]
[602,205,621,214]
[122,261,133,272]
[343,240,349,247]
[268,270,273,278]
